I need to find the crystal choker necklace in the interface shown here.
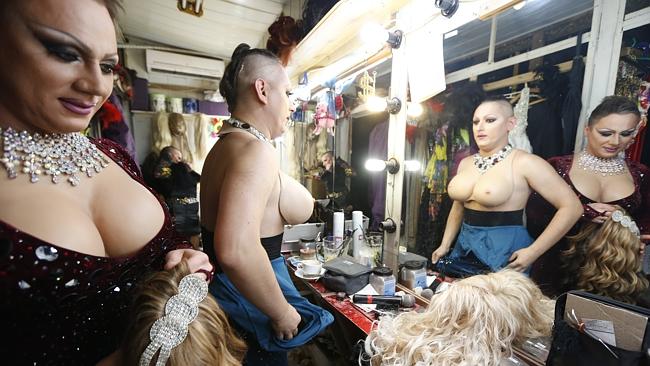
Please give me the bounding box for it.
[577,150,626,176]
[473,144,513,174]
[227,118,271,143]
[0,127,109,186]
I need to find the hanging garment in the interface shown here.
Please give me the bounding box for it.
[561,56,585,154]
[561,34,585,154]
[509,86,533,153]
[99,92,137,161]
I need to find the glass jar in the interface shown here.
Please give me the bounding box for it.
[365,232,383,268]
[299,238,317,260]
[399,260,427,290]
[369,266,395,296]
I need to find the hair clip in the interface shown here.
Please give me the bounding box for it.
[139,274,208,366]
[611,210,641,237]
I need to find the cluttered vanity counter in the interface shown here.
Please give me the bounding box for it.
[284,252,549,365]
[284,252,550,366]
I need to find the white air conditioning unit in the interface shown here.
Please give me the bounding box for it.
[145,49,224,79]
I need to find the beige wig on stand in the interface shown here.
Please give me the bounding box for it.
[363,270,555,366]
[152,112,195,167]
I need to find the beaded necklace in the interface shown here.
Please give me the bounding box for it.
[473,144,513,174]
[227,118,271,143]
[577,150,626,176]
[0,127,109,186]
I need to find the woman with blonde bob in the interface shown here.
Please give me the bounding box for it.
[562,206,648,304]
[120,260,247,366]
[363,270,555,366]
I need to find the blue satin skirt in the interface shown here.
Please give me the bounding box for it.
[436,222,533,277]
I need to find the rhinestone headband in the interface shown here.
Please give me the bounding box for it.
[611,210,641,238]
[139,274,209,366]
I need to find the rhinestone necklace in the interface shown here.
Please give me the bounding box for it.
[577,150,626,176]
[227,117,271,143]
[473,144,513,174]
[0,127,109,186]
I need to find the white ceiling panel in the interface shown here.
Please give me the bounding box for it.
[118,0,289,58]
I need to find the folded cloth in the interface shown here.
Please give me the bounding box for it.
[210,256,334,352]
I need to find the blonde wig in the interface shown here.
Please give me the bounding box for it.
[168,112,194,165]
[121,261,246,366]
[364,270,555,366]
[152,112,173,154]
[562,206,648,304]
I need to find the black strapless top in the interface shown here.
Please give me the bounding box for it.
[202,227,283,272]
[0,139,191,365]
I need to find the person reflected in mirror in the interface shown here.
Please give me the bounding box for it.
[154,146,201,247]
[200,43,333,366]
[315,151,351,210]
[431,96,582,278]
[528,96,649,296]
[0,1,212,364]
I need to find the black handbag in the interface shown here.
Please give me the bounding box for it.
[547,291,650,366]
[321,256,371,294]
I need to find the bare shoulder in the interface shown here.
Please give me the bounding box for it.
[513,149,549,169]
[457,154,474,170]
[217,135,278,180]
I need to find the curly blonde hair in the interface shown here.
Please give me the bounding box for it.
[363,270,555,366]
[121,261,246,365]
[562,206,647,304]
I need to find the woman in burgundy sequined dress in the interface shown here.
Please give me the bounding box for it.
[528,96,649,296]
[0,1,212,365]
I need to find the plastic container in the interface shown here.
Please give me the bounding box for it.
[369,266,395,296]
[399,260,427,290]
[166,97,183,113]
[150,93,166,112]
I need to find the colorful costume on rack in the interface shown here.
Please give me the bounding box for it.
[0,139,192,365]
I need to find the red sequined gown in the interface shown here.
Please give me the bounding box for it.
[527,154,650,295]
[0,139,191,365]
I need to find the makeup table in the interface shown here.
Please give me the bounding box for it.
[285,256,547,365]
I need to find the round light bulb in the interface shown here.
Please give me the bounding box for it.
[360,23,389,47]
[365,159,386,172]
[407,102,423,117]
[513,1,526,10]
[367,96,388,112]
[404,160,422,172]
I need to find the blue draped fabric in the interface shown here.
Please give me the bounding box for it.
[210,257,334,353]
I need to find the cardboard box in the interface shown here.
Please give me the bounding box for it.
[564,293,648,352]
